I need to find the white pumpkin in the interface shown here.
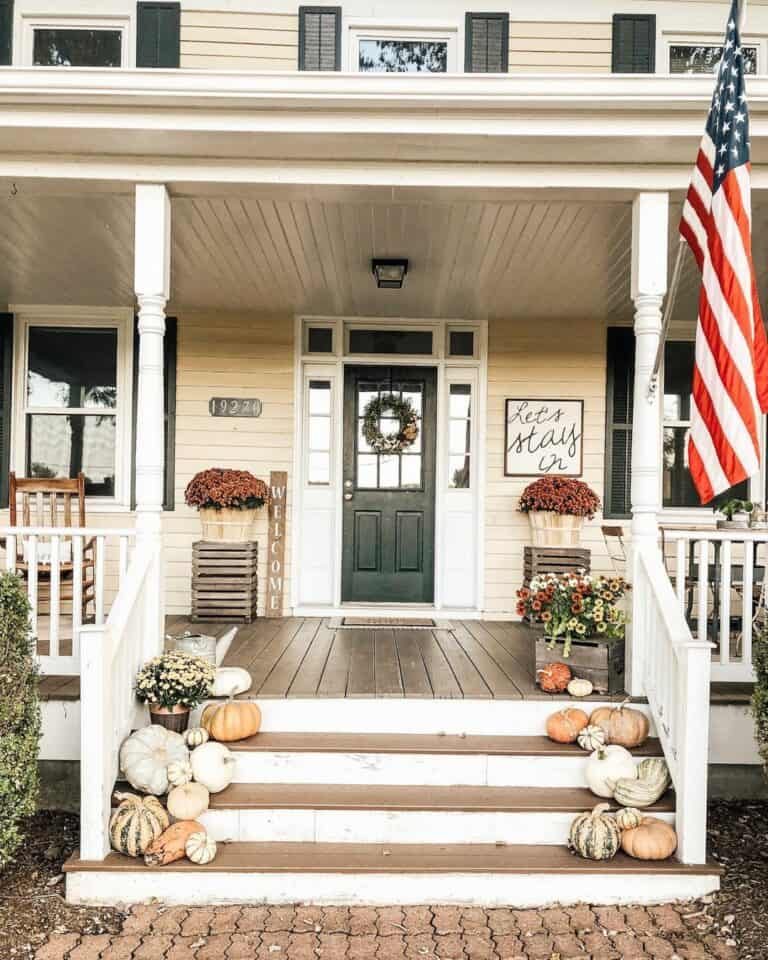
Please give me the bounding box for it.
[190,741,236,794]
[183,727,210,749]
[212,667,253,698]
[186,831,217,865]
[567,678,593,698]
[119,725,189,796]
[167,759,193,788]
[167,781,210,821]
[585,745,637,799]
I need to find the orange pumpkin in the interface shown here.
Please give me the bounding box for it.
[620,816,678,861]
[537,662,572,694]
[589,699,650,748]
[546,708,589,744]
[144,820,204,866]
[202,698,261,742]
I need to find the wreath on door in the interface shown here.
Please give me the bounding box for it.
[362,394,419,455]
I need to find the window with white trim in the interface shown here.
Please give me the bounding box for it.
[349,27,457,73]
[307,379,333,485]
[448,384,471,489]
[668,42,758,75]
[23,17,129,67]
[15,312,133,504]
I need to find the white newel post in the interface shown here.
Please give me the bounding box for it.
[628,192,669,696]
[134,184,171,661]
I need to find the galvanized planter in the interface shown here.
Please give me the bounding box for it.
[535,635,626,695]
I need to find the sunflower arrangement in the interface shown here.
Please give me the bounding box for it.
[516,572,630,657]
[135,650,216,710]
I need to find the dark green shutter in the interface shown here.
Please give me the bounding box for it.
[612,14,655,73]
[136,2,181,68]
[0,314,12,508]
[465,13,509,73]
[0,0,13,66]
[131,317,177,511]
[298,6,341,71]
[604,327,635,519]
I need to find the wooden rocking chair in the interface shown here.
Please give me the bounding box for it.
[8,472,96,622]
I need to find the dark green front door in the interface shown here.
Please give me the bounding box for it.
[342,365,436,604]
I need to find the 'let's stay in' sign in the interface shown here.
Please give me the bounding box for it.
[504,399,583,477]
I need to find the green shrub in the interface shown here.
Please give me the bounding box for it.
[751,619,768,779]
[0,573,40,868]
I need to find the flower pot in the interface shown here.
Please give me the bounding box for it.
[199,506,257,542]
[716,516,750,530]
[534,635,625,695]
[148,704,191,733]
[528,511,583,547]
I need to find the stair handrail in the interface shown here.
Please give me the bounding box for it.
[634,541,712,865]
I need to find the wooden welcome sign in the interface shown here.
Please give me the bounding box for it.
[265,471,287,618]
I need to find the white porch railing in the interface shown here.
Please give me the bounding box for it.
[0,526,136,676]
[634,543,712,864]
[79,540,162,860]
[663,529,766,683]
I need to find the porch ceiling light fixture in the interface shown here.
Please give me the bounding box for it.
[372,258,409,289]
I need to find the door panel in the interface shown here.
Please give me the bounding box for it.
[342,365,436,603]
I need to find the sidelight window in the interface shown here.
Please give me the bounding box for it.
[307,380,333,485]
[448,384,471,489]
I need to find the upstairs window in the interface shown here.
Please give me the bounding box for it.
[350,27,457,73]
[669,42,758,75]
[24,17,128,67]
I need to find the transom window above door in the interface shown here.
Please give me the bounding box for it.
[350,27,457,73]
[24,18,129,67]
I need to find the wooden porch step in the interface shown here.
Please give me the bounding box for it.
[65,841,719,876]
[223,732,664,757]
[113,782,675,814]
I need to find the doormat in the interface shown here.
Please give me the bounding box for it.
[340,617,437,628]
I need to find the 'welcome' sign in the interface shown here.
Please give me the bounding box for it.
[504,399,584,477]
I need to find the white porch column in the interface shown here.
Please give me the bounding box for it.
[627,192,669,696]
[134,184,171,655]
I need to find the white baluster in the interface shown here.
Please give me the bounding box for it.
[72,535,83,658]
[95,536,105,625]
[49,535,61,659]
[742,539,754,677]
[5,534,15,572]
[676,538,686,613]
[28,535,38,640]
[119,536,129,586]
[719,539,732,667]
[697,539,709,645]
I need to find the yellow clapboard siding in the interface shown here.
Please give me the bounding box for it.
[508,50,612,67]
[181,54,297,70]
[508,20,611,75]
[510,21,612,40]
[181,26,299,46]
[181,11,298,31]
[509,37,612,54]
[181,41,297,60]
[179,9,298,72]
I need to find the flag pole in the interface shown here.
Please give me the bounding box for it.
[647,237,688,398]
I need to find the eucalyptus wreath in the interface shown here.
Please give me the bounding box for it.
[362,394,419,455]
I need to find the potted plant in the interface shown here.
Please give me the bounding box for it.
[516,572,630,694]
[715,498,754,530]
[135,650,216,733]
[518,477,601,547]
[185,468,271,542]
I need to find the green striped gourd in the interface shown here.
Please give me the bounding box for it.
[109,793,169,858]
[613,758,671,808]
[614,806,644,830]
[577,724,607,752]
[568,803,621,861]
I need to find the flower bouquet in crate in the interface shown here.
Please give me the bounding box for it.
[517,572,630,694]
[185,468,271,542]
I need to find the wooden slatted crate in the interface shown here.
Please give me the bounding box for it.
[192,540,258,623]
[523,546,591,583]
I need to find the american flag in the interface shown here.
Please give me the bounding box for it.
[679,0,768,503]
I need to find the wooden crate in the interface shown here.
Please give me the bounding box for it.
[523,546,591,582]
[535,636,626,695]
[191,540,258,623]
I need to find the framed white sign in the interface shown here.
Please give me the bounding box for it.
[504,399,584,477]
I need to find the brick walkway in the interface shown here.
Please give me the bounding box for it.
[34,903,739,960]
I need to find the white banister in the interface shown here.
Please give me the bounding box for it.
[663,528,765,682]
[79,542,157,861]
[635,543,712,864]
[0,526,137,676]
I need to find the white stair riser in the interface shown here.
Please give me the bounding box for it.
[198,808,676,845]
[195,699,657,737]
[230,751,653,787]
[67,869,719,908]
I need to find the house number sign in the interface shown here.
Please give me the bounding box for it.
[208,398,262,418]
[504,399,584,477]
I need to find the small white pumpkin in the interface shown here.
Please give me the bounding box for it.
[119,725,189,796]
[184,727,210,749]
[585,744,637,799]
[167,781,210,821]
[577,724,607,752]
[190,741,236,794]
[212,667,253,698]
[185,830,217,865]
[567,677,593,698]
[167,759,193,788]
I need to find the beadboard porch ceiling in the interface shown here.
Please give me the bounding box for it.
[3,185,768,322]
